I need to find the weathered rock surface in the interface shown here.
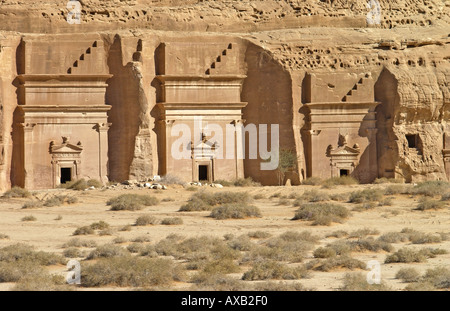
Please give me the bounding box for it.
[0,1,449,189]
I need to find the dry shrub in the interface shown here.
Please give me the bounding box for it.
[87,244,130,260]
[63,248,82,258]
[190,274,247,291]
[62,238,97,248]
[254,281,308,291]
[81,256,185,287]
[132,235,151,243]
[87,179,103,188]
[378,232,410,243]
[228,235,254,252]
[161,217,183,225]
[22,200,44,209]
[442,192,450,201]
[0,244,64,283]
[415,197,447,211]
[374,178,404,184]
[242,261,309,281]
[395,268,420,283]
[210,204,261,220]
[42,195,79,207]
[413,181,450,197]
[107,194,159,211]
[385,247,447,263]
[180,191,251,212]
[383,184,414,195]
[293,202,349,226]
[293,190,329,205]
[127,243,146,254]
[21,215,36,222]
[348,228,380,239]
[253,193,265,200]
[313,247,336,258]
[248,231,271,239]
[160,174,185,185]
[349,188,384,203]
[330,193,350,202]
[326,230,349,238]
[301,177,323,185]
[61,179,88,191]
[321,176,358,188]
[422,267,450,289]
[135,215,158,226]
[201,258,240,275]
[73,226,95,236]
[405,281,436,291]
[11,273,70,291]
[340,272,391,291]
[2,187,31,198]
[307,256,366,272]
[0,233,9,240]
[90,221,110,230]
[245,231,318,263]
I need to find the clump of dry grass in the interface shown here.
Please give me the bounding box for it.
[21,215,36,222]
[189,274,247,291]
[412,181,450,197]
[326,230,349,238]
[180,191,251,212]
[292,202,349,226]
[378,228,443,244]
[374,178,404,184]
[340,272,391,291]
[73,226,95,236]
[422,267,450,289]
[63,248,83,258]
[0,233,9,240]
[86,244,130,260]
[11,273,71,291]
[107,194,159,211]
[301,177,323,186]
[254,281,309,291]
[248,231,272,239]
[62,238,97,248]
[81,256,185,287]
[293,190,329,205]
[161,217,183,225]
[242,261,309,281]
[385,247,447,263]
[313,247,336,258]
[396,268,421,283]
[321,176,358,188]
[22,200,44,209]
[210,204,261,220]
[135,215,158,226]
[2,187,31,198]
[348,188,384,204]
[415,197,447,211]
[405,281,436,291]
[306,256,366,272]
[244,231,319,263]
[43,195,78,207]
[90,221,110,230]
[348,228,380,239]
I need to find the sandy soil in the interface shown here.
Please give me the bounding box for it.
[0,183,449,291]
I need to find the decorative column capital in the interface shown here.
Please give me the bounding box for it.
[95,123,111,132]
[21,123,37,132]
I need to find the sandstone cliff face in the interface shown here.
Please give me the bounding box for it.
[0,1,449,188]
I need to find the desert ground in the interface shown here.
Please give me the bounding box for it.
[0,179,449,291]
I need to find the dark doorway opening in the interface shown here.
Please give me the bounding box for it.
[406,134,417,148]
[198,165,208,182]
[340,169,350,177]
[60,168,72,184]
